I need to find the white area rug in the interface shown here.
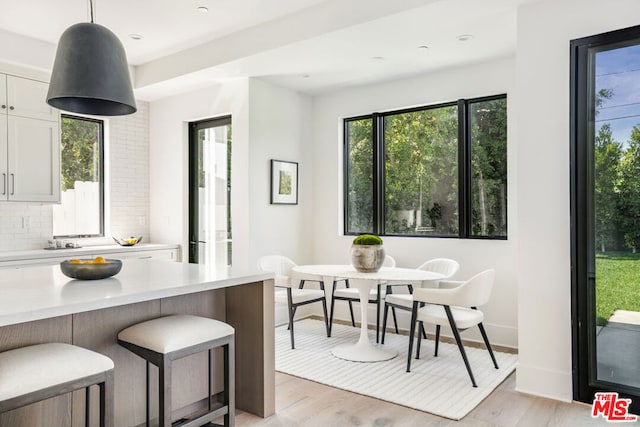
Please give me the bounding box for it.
[275,318,518,420]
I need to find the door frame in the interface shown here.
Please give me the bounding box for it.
[570,24,640,413]
[188,115,232,264]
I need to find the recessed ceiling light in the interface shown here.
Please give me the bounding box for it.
[301,74,310,79]
[418,45,429,49]
[197,6,209,13]
[457,34,474,42]
[371,56,385,61]
[129,34,143,41]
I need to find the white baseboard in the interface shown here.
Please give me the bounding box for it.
[515,362,573,402]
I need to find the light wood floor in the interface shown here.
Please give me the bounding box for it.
[235,372,608,427]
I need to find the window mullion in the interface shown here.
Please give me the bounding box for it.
[458,99,470,238]
[372,113,385,235]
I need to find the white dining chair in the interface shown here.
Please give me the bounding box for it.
[328,255,396,343]
[406,269,499,387]
[257,255,329,349]
[381,258,459,343]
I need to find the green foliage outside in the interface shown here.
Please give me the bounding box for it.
[596,253,640,325]
[345,98,507,237]
[60,116,100,191]
[353,234,383,245]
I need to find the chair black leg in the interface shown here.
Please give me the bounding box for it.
[434,325,440,357]
[347,301,355,326]
[478,322,499,369]
[406,301,419,372]
[416,321,423,360]
[375,285,381,343]
[444,306,477,387]
[321,296,330,337]
[381,303,389,344]
[287,289,295,349]
[329,282,337,337]
[391,307,399,334]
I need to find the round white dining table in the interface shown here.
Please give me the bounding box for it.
[291,264,443,362]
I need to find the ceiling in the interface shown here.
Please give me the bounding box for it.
[0,0,537,101]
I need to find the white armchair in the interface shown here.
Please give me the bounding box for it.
[381,258,459,343]
[329,255,396,343]
[406,269,499,387]
[257,255,329,349]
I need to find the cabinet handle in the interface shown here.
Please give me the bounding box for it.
[1,173,5,195]
[8,106,14,111]
[0,105,5,109]
[10,173,14,196]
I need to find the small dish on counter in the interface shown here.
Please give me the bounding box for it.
[60,258,122,280]
[113,236,143,246]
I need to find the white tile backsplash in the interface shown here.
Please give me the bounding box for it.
[0,101,151,251]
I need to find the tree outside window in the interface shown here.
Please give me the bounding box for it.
[53,115,104,237]
[344,95,507,239]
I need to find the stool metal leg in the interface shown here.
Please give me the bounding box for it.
[208,349,212,412]
[159,358,172,427]
[226,339,235,427]
[86,386,91,427]
[146,360,151,427]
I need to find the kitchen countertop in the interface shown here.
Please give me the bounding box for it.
[0,243,180,262]
[0,258,273,327]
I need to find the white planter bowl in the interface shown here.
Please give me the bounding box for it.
[351,244,385,273]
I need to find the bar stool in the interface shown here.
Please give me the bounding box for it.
[0,342,114,426]
[117,314,235,427]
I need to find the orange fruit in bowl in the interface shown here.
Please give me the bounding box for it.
[93,256,106,264]
[70,259,81,264]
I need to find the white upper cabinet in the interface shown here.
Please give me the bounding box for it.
[5,75,58,121]
[0,73,60,202]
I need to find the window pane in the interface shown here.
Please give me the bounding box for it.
[345,118,373,234]
[469,98,507,237]
[384,105,459,235]
[53,116,103,237]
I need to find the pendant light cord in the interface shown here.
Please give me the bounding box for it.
[89,0,94,23]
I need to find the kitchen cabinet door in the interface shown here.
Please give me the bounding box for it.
[0,115,6,199]
[6,75,58,121]
[7,116,60,202]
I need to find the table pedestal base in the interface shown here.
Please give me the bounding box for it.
[332,341,397,362]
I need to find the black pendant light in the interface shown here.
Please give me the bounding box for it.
[47,0,136,116]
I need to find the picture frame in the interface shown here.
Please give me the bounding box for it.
[270,159,298,205]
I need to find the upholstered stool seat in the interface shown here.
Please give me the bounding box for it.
[118,314,235,427]
[0,342,114,426]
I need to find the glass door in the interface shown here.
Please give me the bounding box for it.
[188,116,232,268]
[572,26,640,413]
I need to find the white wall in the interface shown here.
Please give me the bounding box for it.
[248,79,314,264]
[149,78,313,271]
[310,57,518,348]
[515,0,640,403]
[149,79,250,266]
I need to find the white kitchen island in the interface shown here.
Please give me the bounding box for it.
[0,259,275,426]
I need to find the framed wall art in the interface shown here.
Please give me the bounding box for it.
[270,159,298,205]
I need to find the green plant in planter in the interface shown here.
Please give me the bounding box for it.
[353,234,383,245]
[351,234,385,272]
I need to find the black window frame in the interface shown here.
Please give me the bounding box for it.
[54,114,105,238]
[343,94,507,240]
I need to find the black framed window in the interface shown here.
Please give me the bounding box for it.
[344,95,507,239]
[53,114,104,237]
